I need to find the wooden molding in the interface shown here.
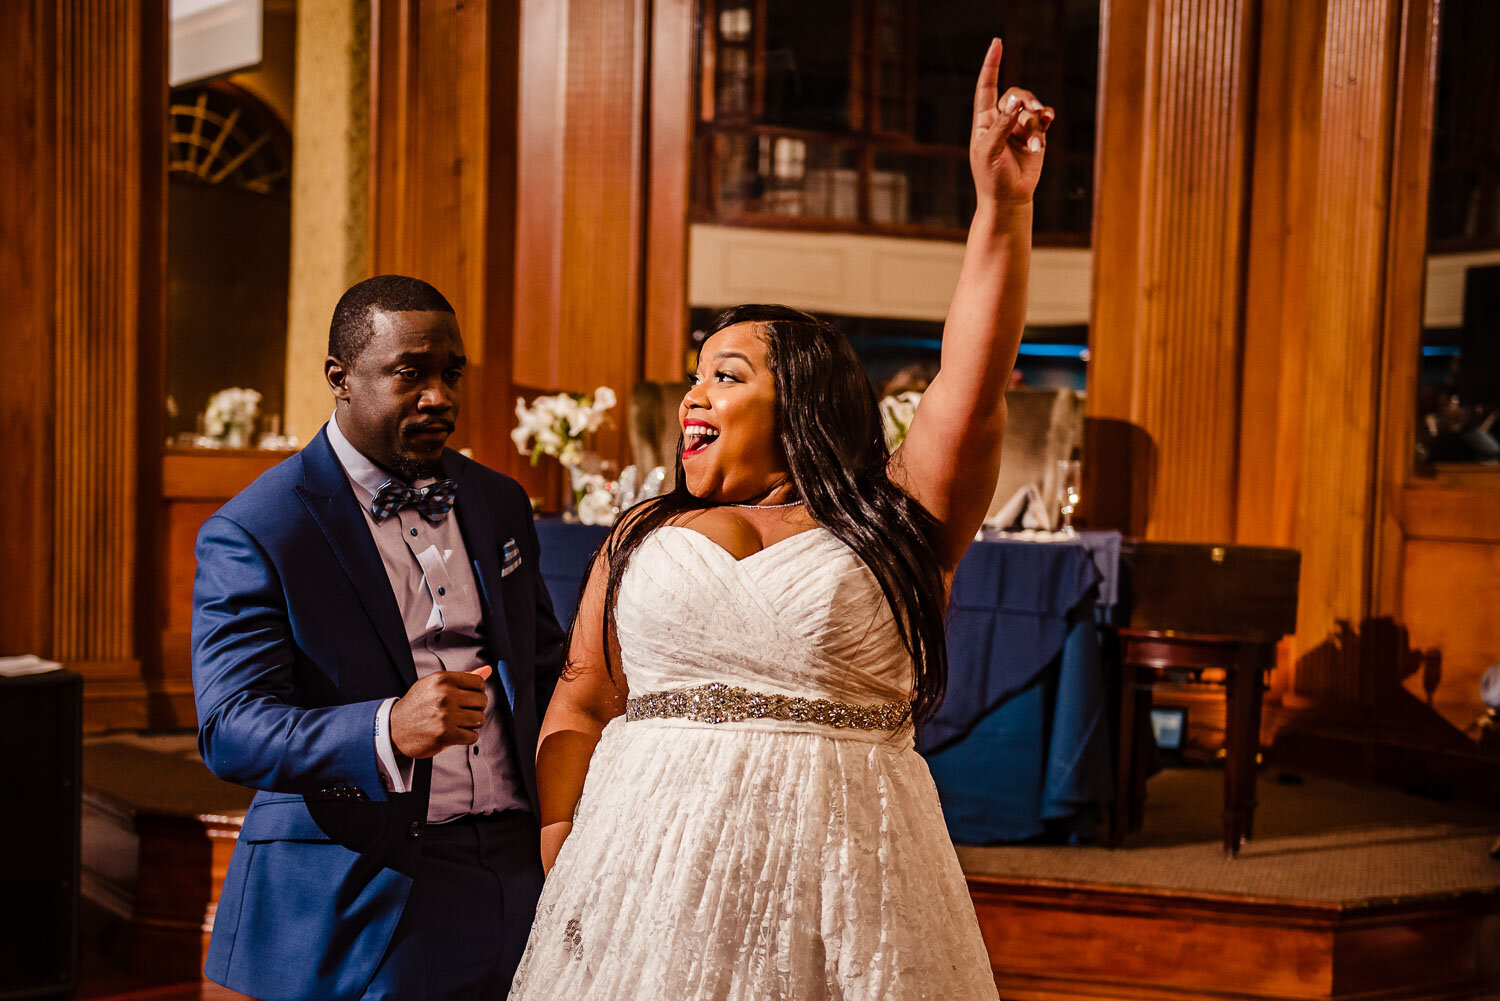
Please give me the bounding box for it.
[1399,486,1500,544]
[162,449,285,501]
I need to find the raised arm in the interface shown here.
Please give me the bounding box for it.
[888,38,1052,570]
[534,550,628,873]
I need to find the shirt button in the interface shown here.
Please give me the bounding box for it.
[410,528,418,537]
[438,586,446,596]
[472,746,479,755]
[408,821,423,840]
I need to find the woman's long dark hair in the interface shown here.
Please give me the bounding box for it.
[578,304,950,722]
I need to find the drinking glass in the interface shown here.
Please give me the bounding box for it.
[1056,459,1081,536]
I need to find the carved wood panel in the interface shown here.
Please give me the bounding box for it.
[0,0,167,729]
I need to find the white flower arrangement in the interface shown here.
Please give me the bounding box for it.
[510,386,617,467]
[204,387,262,440]
[879,391,923,451]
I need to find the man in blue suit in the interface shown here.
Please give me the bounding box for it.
[192,275,566,1001]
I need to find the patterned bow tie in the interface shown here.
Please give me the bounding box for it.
[371,478,458,524]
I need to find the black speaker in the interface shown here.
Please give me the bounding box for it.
[0,670,81,999]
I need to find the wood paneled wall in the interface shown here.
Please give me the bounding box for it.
[0,0,167,729]
[1097,0,1498,751]
[371,0,517,473]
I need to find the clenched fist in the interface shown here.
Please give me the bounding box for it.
[390,665,492,759]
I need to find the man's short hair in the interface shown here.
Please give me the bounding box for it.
[328,274,455,365]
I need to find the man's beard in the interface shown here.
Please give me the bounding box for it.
[388,453,442,482]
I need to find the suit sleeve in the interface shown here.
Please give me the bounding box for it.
[517,488,567,722]
[191,513,390,801]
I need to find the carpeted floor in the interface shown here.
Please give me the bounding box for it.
[83,732,252,816]
[957,766,1500,903]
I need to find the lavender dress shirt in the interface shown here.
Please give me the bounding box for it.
[327,411,528,822]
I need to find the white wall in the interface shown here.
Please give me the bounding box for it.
[688,224,1092,326]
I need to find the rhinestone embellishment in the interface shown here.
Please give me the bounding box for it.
[625,682,911,730]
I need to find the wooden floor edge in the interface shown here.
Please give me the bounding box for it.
[965,870,1500,921]
[991,969,1500,1001]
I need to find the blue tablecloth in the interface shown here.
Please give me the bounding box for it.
[533,518,1118,844]
[919,532,1118,843]
[536,520,610,626]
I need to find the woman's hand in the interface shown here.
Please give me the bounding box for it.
[888,38,1048,568]
[970,38,1054,208]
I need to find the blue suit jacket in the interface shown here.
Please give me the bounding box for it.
[191,428,566,1001]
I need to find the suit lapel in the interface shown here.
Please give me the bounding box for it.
[445,451,517,707]
[297,429,418,688]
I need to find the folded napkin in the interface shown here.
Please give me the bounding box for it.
[985,483,1053,533]
[0,655,62,677]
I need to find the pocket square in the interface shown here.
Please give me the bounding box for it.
[501,538,522,577]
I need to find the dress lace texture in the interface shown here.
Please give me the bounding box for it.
[508,526,998,1001]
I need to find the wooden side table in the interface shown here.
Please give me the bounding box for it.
[1111,630,1275,858]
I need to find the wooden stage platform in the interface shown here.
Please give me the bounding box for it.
[961,768,1500,1001]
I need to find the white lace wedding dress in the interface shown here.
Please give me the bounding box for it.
[508,526,998,1001]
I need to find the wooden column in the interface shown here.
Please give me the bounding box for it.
[0,0,167,728]
[1238,0,1404,706]
[1089,0,1259,543]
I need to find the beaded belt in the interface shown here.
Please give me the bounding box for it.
[624,682,911,731]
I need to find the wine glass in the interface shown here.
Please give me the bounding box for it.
[1056,459,1081,536]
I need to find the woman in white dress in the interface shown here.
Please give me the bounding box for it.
[510,39,1052,1001]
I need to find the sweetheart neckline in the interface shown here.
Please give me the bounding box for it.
[656,524,835,565]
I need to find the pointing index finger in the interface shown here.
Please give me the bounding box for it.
[973,37,1002,119]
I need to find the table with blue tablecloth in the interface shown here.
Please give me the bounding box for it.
[534,518,1118,845]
